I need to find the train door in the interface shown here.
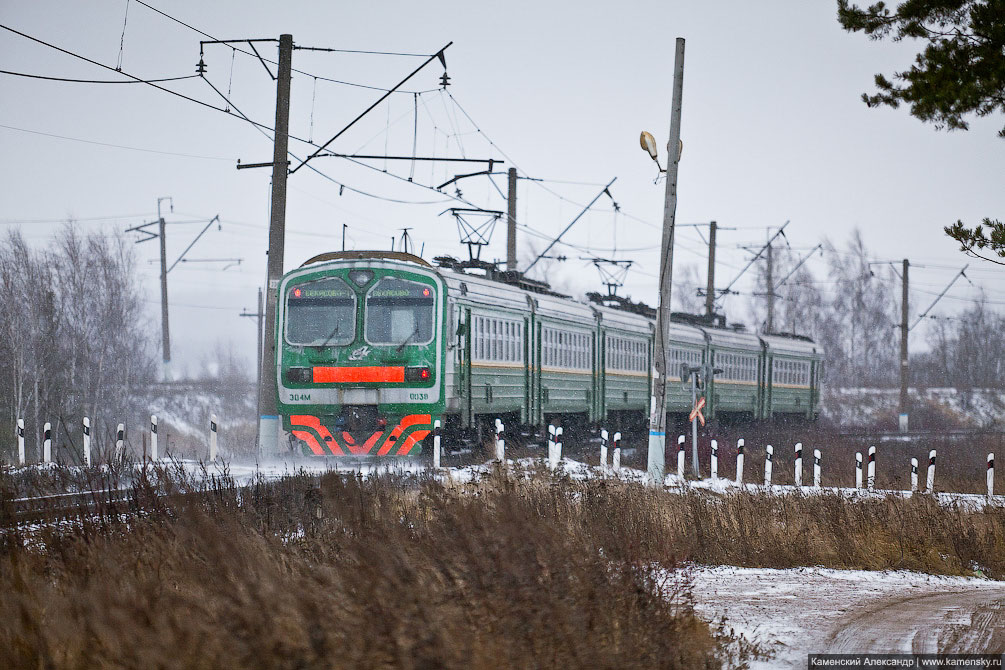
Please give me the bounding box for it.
[524,314,533,425]
[533,319,543,426]
[459,306,473,427]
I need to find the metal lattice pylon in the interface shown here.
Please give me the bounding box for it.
[442,208,503,263]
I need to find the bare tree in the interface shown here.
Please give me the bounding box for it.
[0,226,153,462]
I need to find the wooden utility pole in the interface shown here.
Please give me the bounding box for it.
[647,37,685,486]
[257,33,293,458]
[241,287,264,446]
[506,167,517,271]
[156,196,173,381]
[899,258,909,432]
[158,216,170,380]
[766,238,775,333]
[705,220,716,318]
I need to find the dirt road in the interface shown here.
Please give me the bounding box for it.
[687,566,1005,668]
[824,588,1005,654]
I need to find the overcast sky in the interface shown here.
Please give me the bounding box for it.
[1,0,1002,373]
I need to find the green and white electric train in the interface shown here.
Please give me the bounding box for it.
[275,251,823,456]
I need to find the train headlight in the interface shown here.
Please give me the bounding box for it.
[404,366,431,382]
[285,367,312,383]
[349,270,373,287]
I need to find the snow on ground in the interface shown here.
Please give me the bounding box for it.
[684,565,1005,668]
[171,455,1005,511]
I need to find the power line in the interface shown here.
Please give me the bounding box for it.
[0,24,234,116]
[0,123,233,161]
[0,69,198,84]
[133,0,437,94]
[1,23,461,207]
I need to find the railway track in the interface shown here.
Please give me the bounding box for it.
[3,486,140,526]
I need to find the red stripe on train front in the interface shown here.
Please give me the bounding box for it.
[313,366,405,383]
[291,415,344,455]
[291,430,324,455]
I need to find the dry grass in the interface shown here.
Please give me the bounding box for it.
[5,464,1005,668]
[0,469,735,670]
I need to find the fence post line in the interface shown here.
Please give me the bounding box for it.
[433,420,441,469]
[82,417,91,467]
[677,434,686,480]
[764,445,773,487]
[867,445,876,491]
[926,449,936,493]
[794,442,802,487]
[209,414,218,462]
[17,418,24,465]
[988,453,994,497]
[43,422,52,463]
[736,438,745,485]
[710,439,718,480]
[911,458,919,492]
[150,415,158,461]
[494,418,505,462]
[855,452,863,489]
[813,449,821,488]
[612,432,621,473]
[115,423,124,462]
[600,429,609,471]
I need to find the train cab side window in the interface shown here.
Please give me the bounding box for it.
[365,277,435,346]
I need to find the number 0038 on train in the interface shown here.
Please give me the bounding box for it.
[275,250,823,457]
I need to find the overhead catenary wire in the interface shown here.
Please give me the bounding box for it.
[135,0,426,91]
[0,122,233,161]
[0,69,199,84]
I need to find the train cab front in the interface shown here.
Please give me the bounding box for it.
[275,254,446,457]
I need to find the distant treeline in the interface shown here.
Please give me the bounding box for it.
[743,228,1003,390]
[0,228,152,459]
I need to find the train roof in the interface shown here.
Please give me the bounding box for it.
[700,327,763,351]
[317,255,821,354]
[759,333,824,358]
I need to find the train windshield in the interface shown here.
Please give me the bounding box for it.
[285,277,356,346]
[365,277,435,346]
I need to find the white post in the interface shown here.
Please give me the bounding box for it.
[676,434,686,480]
[82,417,91,467]
[867,445,876,491]
[612,432,621,473]
[548,424,562,471]
[600,429,609,471]
[855,452,863,489]
[813,449,821,488]
[911,458,919,492]
[926,449,936,493]
[115,423,124,462]
[433,419,441,469]
[736,438,745,485]
[494,418,505,462]
[710,439,718,480]
[764,445,773,487]
[43,421,52,463]
[150,415,158,461]
[987,453,994,497]
[794,442,802,487]
[209,414,218,462]
[16,418,24,465]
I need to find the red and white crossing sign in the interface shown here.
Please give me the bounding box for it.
[689,396,706,426]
